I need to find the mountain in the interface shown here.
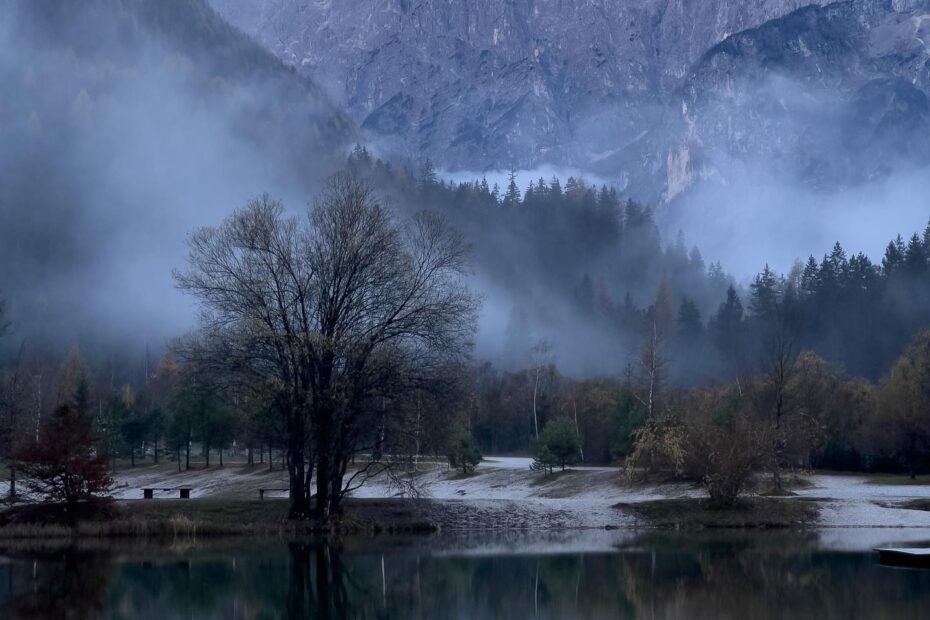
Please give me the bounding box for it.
[0,0,354,347]
[675,0,930,199]
[211,0,930,202]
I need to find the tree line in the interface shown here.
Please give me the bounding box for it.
[4,162,930,519]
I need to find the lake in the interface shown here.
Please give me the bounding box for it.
[1,529,930,619]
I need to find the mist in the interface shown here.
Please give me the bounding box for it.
[663,69,930,281]
[3,2,929,385]
[668,163,930,281]
[0,0,350,356]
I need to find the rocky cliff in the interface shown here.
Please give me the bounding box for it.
[212,0,930,202]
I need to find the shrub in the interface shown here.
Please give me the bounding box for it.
[681,387,765,508]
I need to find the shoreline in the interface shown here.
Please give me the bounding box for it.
[0,493,927,546]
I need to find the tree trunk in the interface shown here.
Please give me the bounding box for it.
[532,366,540,440]
[185,438,190,471]
[288,408,311,519]
[154,438,159,464]
[315,457,331,521]
[219,448,223,467]
[573,401,584,463]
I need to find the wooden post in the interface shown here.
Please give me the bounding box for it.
[179,488,191,499]
[143,488,154,499]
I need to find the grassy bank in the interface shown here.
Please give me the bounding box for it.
[0,498,437,541]
[616,497,820,529]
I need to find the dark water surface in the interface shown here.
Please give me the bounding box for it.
[1,529,930,619]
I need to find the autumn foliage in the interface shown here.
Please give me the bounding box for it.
[16,404,113,507]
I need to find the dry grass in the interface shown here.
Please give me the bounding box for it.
[616,496,820,529]
[0,498,436,542]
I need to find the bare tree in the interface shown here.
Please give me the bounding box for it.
[635,278,673,419]
[175,173,478,520]
[529,340,552,440]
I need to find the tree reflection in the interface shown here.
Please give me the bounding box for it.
[287,542,355,619]
[10,547,112,620]
[6,533,930,619]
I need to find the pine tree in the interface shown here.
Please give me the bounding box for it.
[502,167,521,207]
[801,256,820,296]
[883,235,906,275]
[532,417,581,473]
[418,159,437,188]
[904,233,927,277]
[749,265,780,320]
[677,298,703,342]
[711,286,745,384]
[688,246,705,274]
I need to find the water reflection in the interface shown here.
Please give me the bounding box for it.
[4,547,112,620]
[1,530,930,619]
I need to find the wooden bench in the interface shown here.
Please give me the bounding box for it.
[142,487,193,499]
[258,488,290,500]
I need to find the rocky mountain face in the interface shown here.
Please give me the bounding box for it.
[678,0,930,198]
[212,0,930,202]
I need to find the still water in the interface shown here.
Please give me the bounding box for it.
[1,529,929,619]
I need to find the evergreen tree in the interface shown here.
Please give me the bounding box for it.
[677,298,703,342]
[502,167,521,207]
[749,265,780,320]
[711,286,745,379]
[883,235,906,275]
[448,426,482,474]
[904,233,927,277]
[801,256,820,296]
[532,417,581,473]
[418,159,438,188]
